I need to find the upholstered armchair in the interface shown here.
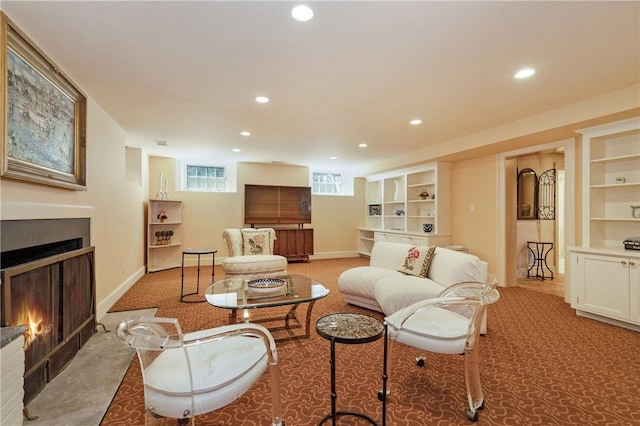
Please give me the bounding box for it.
[384,276,500,422]
[221,228,287,278]
[116,316,284,425]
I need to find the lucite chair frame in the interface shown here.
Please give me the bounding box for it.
[116,316,283,426]
[384,276,500,422]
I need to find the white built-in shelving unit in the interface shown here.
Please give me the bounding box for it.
[147,199,183,272]
[569,117,640,331]
[359,163,451,256]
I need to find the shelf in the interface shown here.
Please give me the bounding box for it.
[407,182,434,188]
[591,182,640,189]
[149,243,182,249]
[591,218,640,222]
[591,153,640,164]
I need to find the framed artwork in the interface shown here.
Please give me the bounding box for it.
[1,13,87,190]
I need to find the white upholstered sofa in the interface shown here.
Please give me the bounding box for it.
[338,241,488,315]
[221,228,288,278]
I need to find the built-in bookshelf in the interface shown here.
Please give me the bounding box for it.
[147,199,183,272]
[569,117,640,331]
[360,163,451,255]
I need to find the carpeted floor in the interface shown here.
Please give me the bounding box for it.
[102,258,640,425]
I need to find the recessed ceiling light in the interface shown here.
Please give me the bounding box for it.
[232,148,240,152]
[255,96,269,103]
[410,119,422,126]
[240,131,251,136]
[515,68,535,79]
[359,143,368,148]
[292,5,314,22]
[330,156,338,160]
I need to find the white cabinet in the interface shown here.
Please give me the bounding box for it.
[147,199,183,272]
[374,230,451,247]
[356,228,452,257]
[570,249,640,330]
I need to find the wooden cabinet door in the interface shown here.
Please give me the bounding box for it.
[274,229,313,262]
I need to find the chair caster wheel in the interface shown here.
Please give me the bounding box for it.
[416,356,425,367]
[377,389,389,401]
[466,409,479,422]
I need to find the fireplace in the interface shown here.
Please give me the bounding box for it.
[0,219,95,404]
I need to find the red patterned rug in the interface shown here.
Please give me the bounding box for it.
[102,258,640,425]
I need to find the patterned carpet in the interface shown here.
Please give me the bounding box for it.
[102,258,640,425]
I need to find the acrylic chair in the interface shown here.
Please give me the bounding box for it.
[384,276,500,422]
[116,316,284,425]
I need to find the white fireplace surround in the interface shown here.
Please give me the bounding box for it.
[1,202,94,221]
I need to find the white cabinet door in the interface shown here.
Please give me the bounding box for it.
[576,252,630,321]
[629,257,640,324]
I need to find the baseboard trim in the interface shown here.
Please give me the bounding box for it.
[309,251,360,260]
[97,266,146,321]
[213,251,362,264]
[576,310,640,332]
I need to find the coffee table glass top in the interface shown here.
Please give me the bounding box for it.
[205,274,329,309]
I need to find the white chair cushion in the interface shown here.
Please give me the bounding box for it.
[143,335,267,417]
[337,266,401,301]
[427,248,485,285]
[386,306,469,355]
[222,255,287,276]
[374,275,444,315]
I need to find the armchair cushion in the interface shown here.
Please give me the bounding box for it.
[222,255,288,278]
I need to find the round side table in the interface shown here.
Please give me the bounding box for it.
[316,312,388,426]
[181,248,216,303]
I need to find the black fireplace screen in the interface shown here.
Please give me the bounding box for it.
[1,246,96,404]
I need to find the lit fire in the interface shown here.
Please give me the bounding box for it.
[14,301,52,349]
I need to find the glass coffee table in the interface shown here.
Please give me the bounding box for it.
[205,274,329,339]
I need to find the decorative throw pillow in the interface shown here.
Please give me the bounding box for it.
[398,245,436,278]
[241,229,272,255]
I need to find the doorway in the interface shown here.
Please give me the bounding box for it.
[497,138,576,303]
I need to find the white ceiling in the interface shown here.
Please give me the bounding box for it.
[2,1,639,175]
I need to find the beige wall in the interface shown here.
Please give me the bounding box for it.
[450,156,499,274]
[1,98,147,319]
[147,158,364,260]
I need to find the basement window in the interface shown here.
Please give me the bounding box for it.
[180,162,227,192]
[312,171,342,195]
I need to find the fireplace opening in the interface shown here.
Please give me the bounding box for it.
[1,218,95,405]
[1,238,83,269]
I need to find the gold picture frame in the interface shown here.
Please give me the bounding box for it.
[0,12,86,190]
